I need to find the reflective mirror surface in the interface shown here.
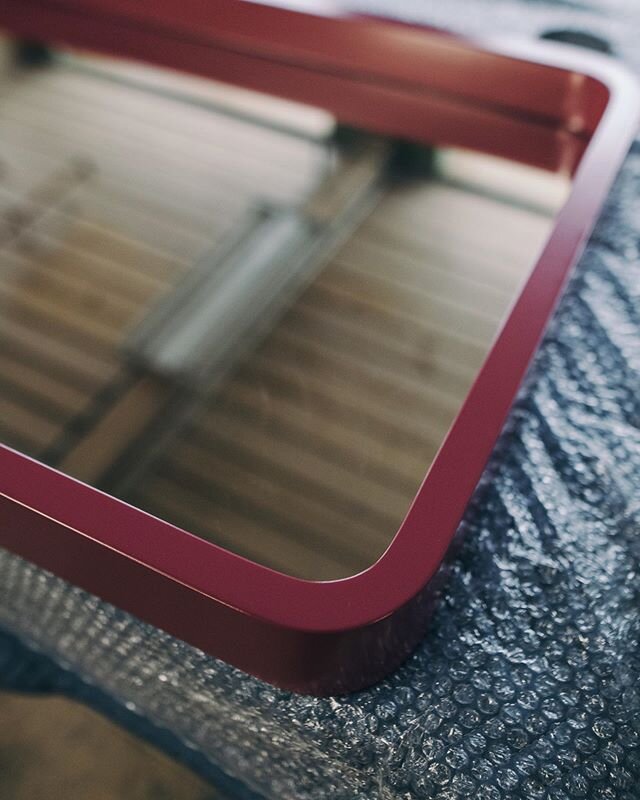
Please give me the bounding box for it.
[0,48,569,579]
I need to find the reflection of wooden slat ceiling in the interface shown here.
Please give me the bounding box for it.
[0,58,555,580]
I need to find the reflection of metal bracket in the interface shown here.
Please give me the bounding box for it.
[126,134,391,391]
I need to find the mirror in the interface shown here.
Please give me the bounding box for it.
[0,47,569,579]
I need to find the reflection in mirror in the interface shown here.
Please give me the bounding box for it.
[0,47,569,579]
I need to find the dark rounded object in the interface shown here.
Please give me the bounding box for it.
[540,29,612,54]
[12,40,54,68]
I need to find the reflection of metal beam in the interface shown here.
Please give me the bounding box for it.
[126,134,391,391]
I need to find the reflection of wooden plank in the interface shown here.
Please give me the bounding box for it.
[223,377,430,487]
[134,473,355,579]
[0,263,127,346]
[22,67,324,172]
[5,251,139,325]
[315,265,499,341]
[53,219,187,281]
[336,235,514,307]
[23,235,170,304]
[0,314,117,387]
[174,436,391,552]
[0,118,265,239]
[0,348,89,414]
[0,72,322,211]
[59,377,166,484]
[278,301,481,401]
[250,337,455,447]
[284,296,478,394]
[0,394,60,450]
[199,406,409,525]
[294,278,489,369]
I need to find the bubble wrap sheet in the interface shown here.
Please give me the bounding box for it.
[1,1,640,798]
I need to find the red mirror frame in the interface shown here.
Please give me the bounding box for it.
[0,0,638,694]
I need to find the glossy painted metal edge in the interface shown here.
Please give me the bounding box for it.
[0,0,638,694]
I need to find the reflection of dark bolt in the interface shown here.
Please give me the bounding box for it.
[390,141,435,180]
[12,40,54,68]
[540,29,612,55]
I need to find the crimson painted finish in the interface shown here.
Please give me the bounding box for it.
[0,0,638,693]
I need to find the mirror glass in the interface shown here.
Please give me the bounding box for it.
[0,46,569,579]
